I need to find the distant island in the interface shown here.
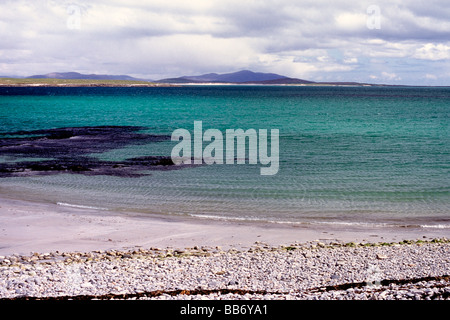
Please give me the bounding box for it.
[26,72,145,81]
[157,69,355,85]
[157,70,314,84]
[0,79,173,87]
[0,73,170,87]
[0,70,400,87]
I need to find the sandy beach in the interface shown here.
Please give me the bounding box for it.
[1,196,448,257]
[0,195,449,301]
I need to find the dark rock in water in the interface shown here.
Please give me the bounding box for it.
[125,156,176,166]
[0,126,167,158]
[0,126,180,178]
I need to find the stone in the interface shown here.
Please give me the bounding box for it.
[81,282,93,288]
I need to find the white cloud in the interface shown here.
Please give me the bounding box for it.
[317,56,331,62]
[381,71,401,81]
[335,12,366,31]
[343,57,358,64]
[414,43,450,61]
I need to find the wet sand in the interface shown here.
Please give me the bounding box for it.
[0,196,448,256]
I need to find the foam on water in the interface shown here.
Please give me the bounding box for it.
[56,202,108,211]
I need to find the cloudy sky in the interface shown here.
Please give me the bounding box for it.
[1,0,449,85]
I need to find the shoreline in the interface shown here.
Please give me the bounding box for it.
[0,83,176,88]
[1,195,449,257]
[1,79,449,88]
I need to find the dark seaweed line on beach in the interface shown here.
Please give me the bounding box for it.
[309,275,450,293]
[3,275,449,301]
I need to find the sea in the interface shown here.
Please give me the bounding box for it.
[0,85,449,230]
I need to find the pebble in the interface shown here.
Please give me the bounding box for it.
[0,239,448,300]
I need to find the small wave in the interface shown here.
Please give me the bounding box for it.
[187,214,387,227]
[56,202,108,211]
[188,213,263,222]
[420,224,450,229]
[310,221,394,228]
[186,213,450,230]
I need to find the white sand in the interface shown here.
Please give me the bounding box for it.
[0,196,448,256]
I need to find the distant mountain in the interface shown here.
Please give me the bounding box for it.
[181,73,220,82]
[158,70,298,84]
[20,70,375,86]
[212,70,288,82]
[243,77,315,85]
[157,70,376,85]
[27,72,147,81]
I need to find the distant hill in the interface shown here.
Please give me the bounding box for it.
[158,70,376,85]
[27,72,147,81]
[158,70,298,84]
[243,77,315,85]
[17,70,376,86]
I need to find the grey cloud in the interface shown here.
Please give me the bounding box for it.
[0,0,449,84]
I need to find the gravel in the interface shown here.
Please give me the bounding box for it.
[0,239,448,300]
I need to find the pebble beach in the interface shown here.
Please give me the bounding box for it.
[1,239,448,300]
[1,197,449,301]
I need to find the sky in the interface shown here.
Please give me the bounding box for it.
[1,0,449,85]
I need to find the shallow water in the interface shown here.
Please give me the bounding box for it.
[0,86,449,229]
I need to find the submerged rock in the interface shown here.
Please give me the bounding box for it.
[0,126,181,178]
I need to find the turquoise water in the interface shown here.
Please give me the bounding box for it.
[0,86,449,228]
